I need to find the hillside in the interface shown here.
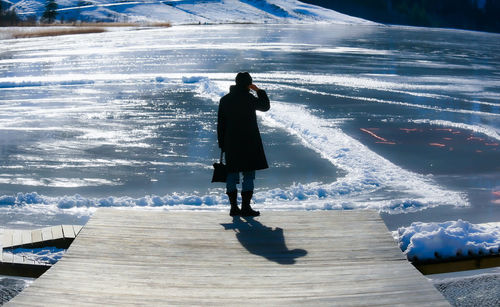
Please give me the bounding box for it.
[301,0,500,33]
[1,0,374,25]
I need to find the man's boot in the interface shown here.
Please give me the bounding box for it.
[241,190,260,217]
[226,190,240,216]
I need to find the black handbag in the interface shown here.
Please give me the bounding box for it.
[211,150,227,183]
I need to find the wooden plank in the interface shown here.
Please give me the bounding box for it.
[0,261,51,278]
[12,231,23,248]
[13,254,25,263]
[31,230,43,244]
[8,210,449,306]
[51,226,64,240]
[41,227,53,242]
[415,255,500,275]
[73,225,83,236]
[62,225,75,238]
[2,226,79,249]
[2,230,14,248]
[21,231,32,246]
[2,252,13,262]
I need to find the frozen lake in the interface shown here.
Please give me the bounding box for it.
[0,24,499,230]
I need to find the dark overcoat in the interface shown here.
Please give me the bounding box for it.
[217,85,270,173]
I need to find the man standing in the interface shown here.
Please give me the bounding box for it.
[217,72,270,217]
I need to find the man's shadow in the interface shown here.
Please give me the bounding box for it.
[221,217,307,265]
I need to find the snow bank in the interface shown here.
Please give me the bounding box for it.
[260,102,466,206]
[0,79,94,88]
[0,191,220,208]
[0,185,439,213]
[397,220,500,261]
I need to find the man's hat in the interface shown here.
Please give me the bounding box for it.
[235,72,252,88]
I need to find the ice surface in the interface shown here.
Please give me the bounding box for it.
[0,24,498,265]
[0,73,469,215]
[411,119,500,142]
[397,220,500,261]
[189,76,469,212]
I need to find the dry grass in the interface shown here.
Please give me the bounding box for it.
[13,27,106,38]
[64,22,140,27]
[22,21,172,28]
[70,21,172,27]
[148,22,172,27]
[8,21,172,39]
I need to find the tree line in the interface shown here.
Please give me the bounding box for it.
[1,0,58,26]
[301,0,500,33]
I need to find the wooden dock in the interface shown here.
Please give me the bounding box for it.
[2,225,82,250]
[1,225,83,278]
[7,209,449,306]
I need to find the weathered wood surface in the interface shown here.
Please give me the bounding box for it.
[1,225,82,277]
[2,225,82,249]
[415,254,500,275]
[0,261,50,278]
[1,246,52,278]
[8,209,449,306]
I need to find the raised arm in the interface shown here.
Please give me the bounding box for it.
[249,84,270,112]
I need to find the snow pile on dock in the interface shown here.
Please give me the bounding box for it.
[397,220,500,261]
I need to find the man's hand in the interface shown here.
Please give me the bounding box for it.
[248,84,259,91]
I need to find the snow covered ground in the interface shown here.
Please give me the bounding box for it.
[5,0,375,25]
[428,267,500,307]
